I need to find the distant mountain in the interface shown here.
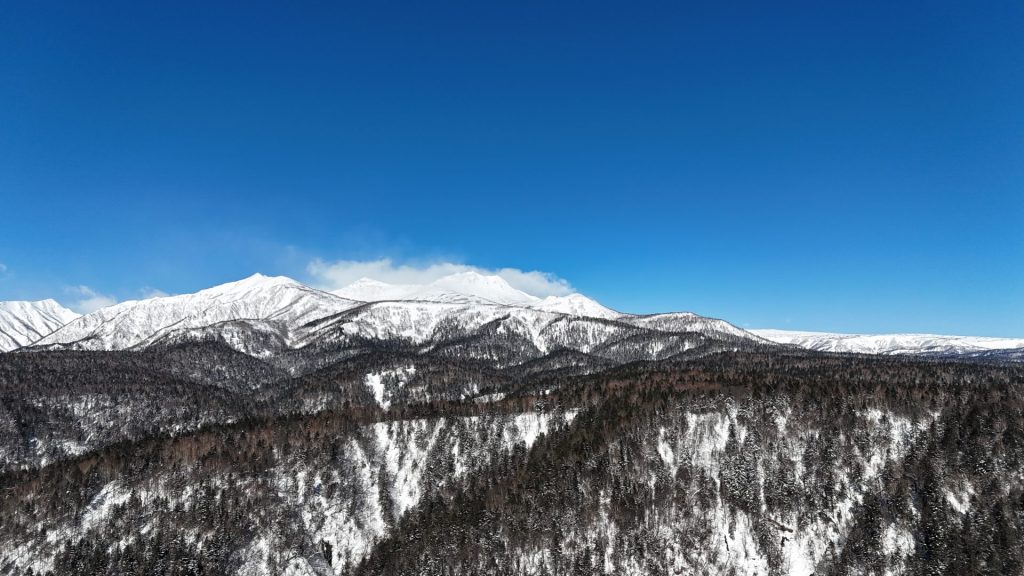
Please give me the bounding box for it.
[751,328,1024,358]
[0,299,79,352]
[335,271,622,319]
[11,273,1021,364]
[527,293,621,319]
[334,272,539,305]
[35,274,361,353]
[626,312,762,341]
[26,272,761,370]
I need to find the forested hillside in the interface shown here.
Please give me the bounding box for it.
[2,350,1021,575]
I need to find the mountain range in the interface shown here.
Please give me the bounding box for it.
[2,272,1020,363]
[2,272,1023,576]
[751,328,1024,357]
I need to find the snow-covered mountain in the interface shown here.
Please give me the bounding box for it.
[335,272,621,318]
[24,272,758,367]
[751,328,1024,357]
[528,293,621,320]
[300,300,673,363]
[334,272,538,305]
[13,271,1021,364]
[268,282,760,367]
[35,274,361,352]
[625,312,761,341]
[0,299,79,352]
[5,275,1024,575]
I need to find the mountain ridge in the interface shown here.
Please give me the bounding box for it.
[0,299,80,352]
[33,273,361,352]
[751,328,1024,356]
[22,272,761,370]
[2,273,1020,362]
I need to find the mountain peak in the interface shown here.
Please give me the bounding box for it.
[333,278,417,302]
[751,328,1024,355]
[334,271,539,305]
[349,277,390,288]
[425,272,537,304]
[196,273,301,298]
[428,270,503,285]
[529,293,621,319]
[0,298,79,320]
[236,272,299,287]
[0,299,80,351]
[33,273,358,351]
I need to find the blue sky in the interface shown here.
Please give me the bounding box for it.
[1,1,1021,336]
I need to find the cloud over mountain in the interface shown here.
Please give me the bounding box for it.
[306,258,573,298]
[65,285,118,314]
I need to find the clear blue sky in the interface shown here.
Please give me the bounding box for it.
[1,1,1021,336]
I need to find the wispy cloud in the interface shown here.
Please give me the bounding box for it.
[307,258,573,297]
[66,285,118,313]
[0,263,7,274]
[140,287,170,300]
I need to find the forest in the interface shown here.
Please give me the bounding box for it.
[1,346,1021,575]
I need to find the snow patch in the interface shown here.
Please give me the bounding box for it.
[363,365,416,410]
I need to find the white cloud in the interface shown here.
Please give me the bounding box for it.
[140,287,170,300]
[306,258,573,297]
[66,285,118,314]
[0,263,7,274]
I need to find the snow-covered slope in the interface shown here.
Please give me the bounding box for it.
[303,300,598,351]
[0,300,80,352]
[25,272,763,366]
[35,274,361,351]
[333,278,418,302]
[625,312,764,342]
[751,328,1024,356]
[298,299,763,369]
[527,293,621,319]
[334,271,540,305]
[18,270,1020,364]
[335,272,620,318]
[426,271,538,304]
